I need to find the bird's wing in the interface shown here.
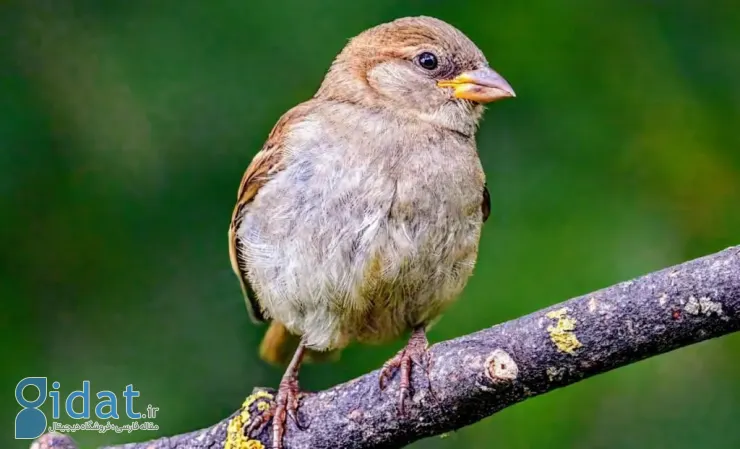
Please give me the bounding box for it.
[228,102,314,323]
[482,183,491,223]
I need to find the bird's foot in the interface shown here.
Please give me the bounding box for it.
[247,344,307,449]
[378,327,434,414]
[272,374,307,449]
[246,377,306,449]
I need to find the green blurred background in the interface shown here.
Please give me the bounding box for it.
[3,0,740,448]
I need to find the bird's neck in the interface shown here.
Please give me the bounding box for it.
[315,63,482,138]
[314,94,481,141]
[413,103,482,139]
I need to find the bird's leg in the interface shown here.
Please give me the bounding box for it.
[378,326,433,414]
[247,343,306,449]
[272,343,306,449]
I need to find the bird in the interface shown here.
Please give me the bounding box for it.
[228,15,514,449]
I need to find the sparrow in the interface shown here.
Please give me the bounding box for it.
[228,16,514,449]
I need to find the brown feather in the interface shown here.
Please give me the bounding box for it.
[228,102,316,323]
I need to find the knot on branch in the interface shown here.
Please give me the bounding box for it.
[484,349,518,383]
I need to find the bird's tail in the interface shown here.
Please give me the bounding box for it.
[259,321,341,366]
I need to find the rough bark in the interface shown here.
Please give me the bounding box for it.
[31,245,740,449]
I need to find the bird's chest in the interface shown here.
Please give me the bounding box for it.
[383,141,484,268]
[348,142,485,342]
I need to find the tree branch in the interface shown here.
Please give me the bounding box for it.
[32,245,740,449]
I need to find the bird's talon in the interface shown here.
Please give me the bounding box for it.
[287,394,308,431]
[379,357,402,390]
[411,354,425,368]
[246,409,272,439]
[379,328,432,415]
[288,408,308,431]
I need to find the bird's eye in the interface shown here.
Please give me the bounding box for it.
[417,52,438,70]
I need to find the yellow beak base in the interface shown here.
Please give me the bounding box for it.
[438,67,516,103]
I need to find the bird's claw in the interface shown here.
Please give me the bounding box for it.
[245,380,307,449]
[286,390,309,431]
[270,375,307,449]
[246,408,272,439]
[378,328,435,414]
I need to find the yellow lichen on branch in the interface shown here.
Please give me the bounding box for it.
[546,308,583,354]
[225,390,274,449]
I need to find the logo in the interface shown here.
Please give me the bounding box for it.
[15,377,159,440]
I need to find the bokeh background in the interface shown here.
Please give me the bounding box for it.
[3,0,740,448]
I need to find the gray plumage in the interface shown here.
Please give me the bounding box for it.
[235,99,486,350]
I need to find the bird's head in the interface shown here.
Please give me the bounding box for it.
[316,16,515,136]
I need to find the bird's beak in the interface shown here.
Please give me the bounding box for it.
[437,67,516,103]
